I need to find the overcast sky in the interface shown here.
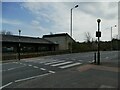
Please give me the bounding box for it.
[1,0,119,42]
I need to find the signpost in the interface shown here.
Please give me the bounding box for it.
[96,19,101,65]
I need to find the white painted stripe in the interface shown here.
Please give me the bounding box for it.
[59,63,82,69]
[7,68,15,71]
[48,71,55,73]
[0,82,13,89]
[15,73,51,83]
[40,68,46,71]
[79,60,83,61]
[3,66,26,71]
[33,66,39,68]
[28,65,32,67]
[51,61,72,67]
[40,60,57,64]
[45,60,65,65]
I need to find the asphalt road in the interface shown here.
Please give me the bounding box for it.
[0,51,118,89]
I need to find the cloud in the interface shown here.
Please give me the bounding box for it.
[2,19,22,26]
[20,2,118,41]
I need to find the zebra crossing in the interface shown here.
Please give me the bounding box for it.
[35,59,83,69]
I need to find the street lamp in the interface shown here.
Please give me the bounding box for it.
[18,30,21,61]
[111,25,117,51]
[70,4,78,53]
[96,19,101,65]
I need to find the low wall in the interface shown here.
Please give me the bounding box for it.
[2,50,70,61]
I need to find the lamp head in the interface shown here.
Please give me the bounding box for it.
[75,5,78,8]
[97,19,101,23]
[19,30,21,33]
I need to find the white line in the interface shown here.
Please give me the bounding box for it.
[3,66,26,72]
[59,63,82,69]
[15,73,51,83]
[51,61,72,67]
[48,70,55,73]
[40,68,46,71]
[33,66,39,68]
[0,82,13,89]
[79,60,83,61]
[45,60,65,65]
[7,68,15,71]
[28,65,32,67]
[39,60,57,64]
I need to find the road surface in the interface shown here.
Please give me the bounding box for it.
[0,51,118,88]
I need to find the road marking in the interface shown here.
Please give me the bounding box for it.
[2,66,26,72]
[33,66,39,68]
[0,82,13,89]
[40,68,46,71]
[79,60,83,61]
[51,61,72,67]
[39,60,57,64]
[28,65,32,67]
[48,70,55,73]
[45,60,65,65]
[105,57,109,59]
[59,62,82,69]
[14,73,51,83]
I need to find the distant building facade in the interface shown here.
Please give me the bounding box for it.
[43,33,75,50]
[1,34,58,53]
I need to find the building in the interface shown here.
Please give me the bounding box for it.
[43,33,75,50]
[1,34,58,53]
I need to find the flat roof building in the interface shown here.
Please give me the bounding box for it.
[1,34,58,53]
[43,33,75,50]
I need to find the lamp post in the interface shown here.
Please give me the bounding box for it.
[97,19,101,65]
[18,30,21,61]
[70,5,78,53]
[111,25,117,51]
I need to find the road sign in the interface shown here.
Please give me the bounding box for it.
[96,31,101,37]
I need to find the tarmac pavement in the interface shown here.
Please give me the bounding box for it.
[8,62,119,89]
[1,51,119,89]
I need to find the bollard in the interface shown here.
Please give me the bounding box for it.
[94,52,96,63]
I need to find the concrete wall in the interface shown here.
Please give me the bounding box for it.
[44,35,74,50]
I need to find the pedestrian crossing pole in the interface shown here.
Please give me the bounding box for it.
[96,19,101,65]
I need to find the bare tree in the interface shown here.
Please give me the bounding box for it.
[84,32,91,43]
[0,30,6,35]
[0,30,13,35]
[6,31,13,35]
